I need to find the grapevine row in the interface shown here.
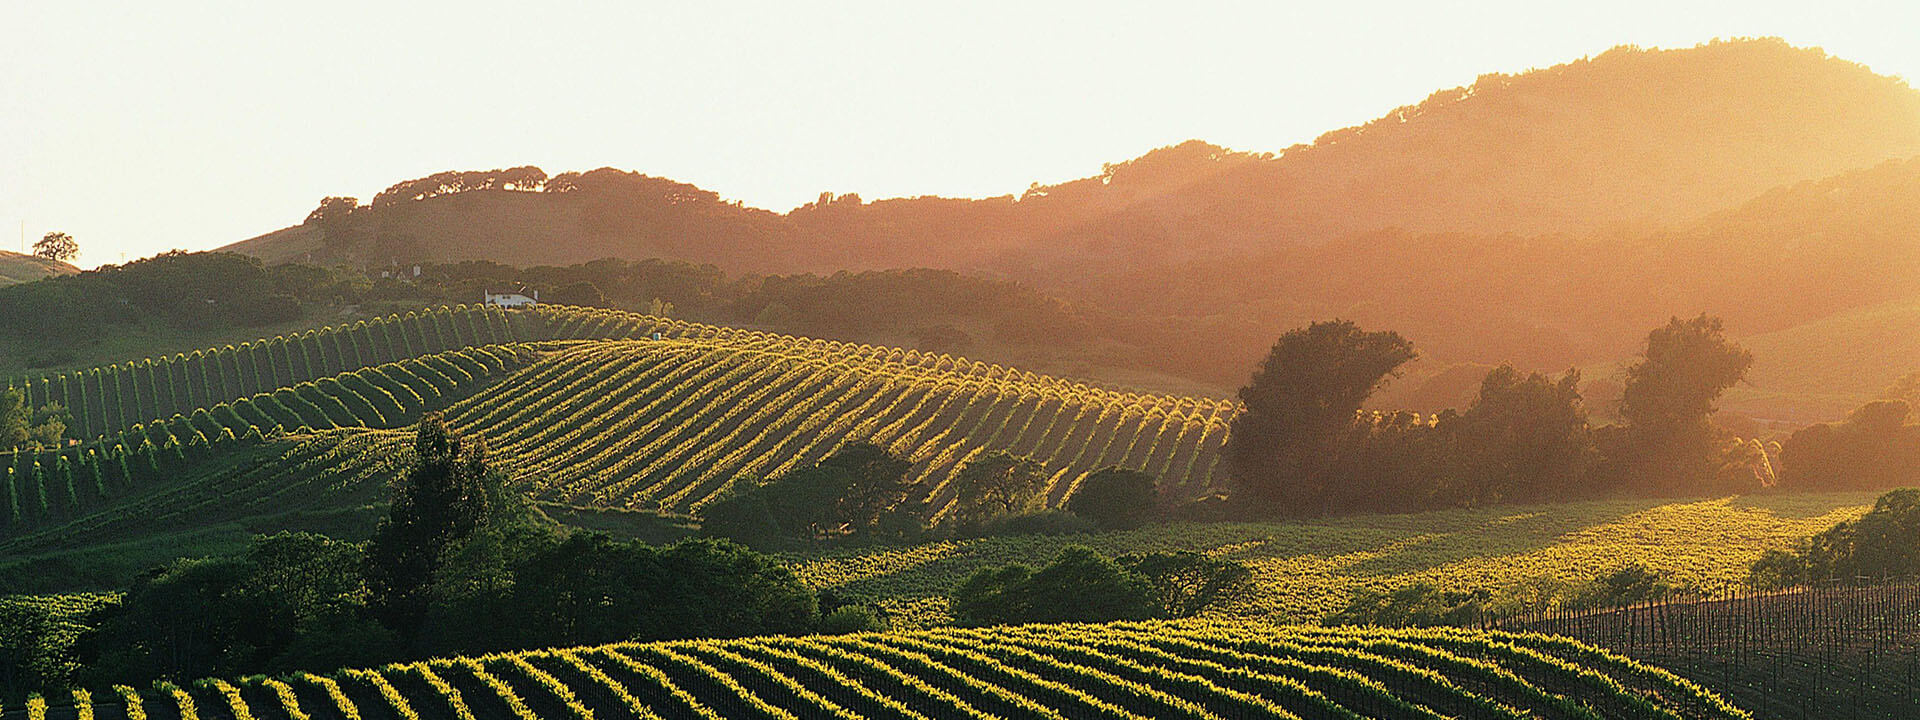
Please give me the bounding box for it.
[26,620,1749,720]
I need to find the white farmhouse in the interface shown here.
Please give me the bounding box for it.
[484,289,539,308]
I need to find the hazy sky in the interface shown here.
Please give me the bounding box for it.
[5,1,1919,268]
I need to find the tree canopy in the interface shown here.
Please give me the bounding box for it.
[31,232,77,263]
[1226,320,1416,516]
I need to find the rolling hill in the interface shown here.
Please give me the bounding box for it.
[3,620,1753,720]
[0,304,1876,631]
[226,39,1920,276]
[0,251,76,287]
[209,39,1920,422]
[0,304,1242,576]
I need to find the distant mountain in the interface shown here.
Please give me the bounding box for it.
[0,250,77,287]
[216,39,1920,418]
[226,39,1920,276]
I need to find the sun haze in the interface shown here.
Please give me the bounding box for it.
[4,0,1918,267]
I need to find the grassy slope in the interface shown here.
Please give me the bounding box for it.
[793,492,1875,628]
[0,250,77,287]
[0,307,372,378]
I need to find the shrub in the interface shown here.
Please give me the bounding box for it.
[1068,467,1160,530]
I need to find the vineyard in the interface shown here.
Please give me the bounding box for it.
[7,305,523,440]
[2,303,1249,538]
[0,345,532,532]
[0,620,1752,720]
[790,493,1877,628]
[1497,580,1920,718]
[441,339,1237,517]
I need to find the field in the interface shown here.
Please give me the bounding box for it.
[0,620,1749,720]
[446,338,1234,517]
[792,493,1875,628]
[0,304,1241,560]
[0,302,1886,720]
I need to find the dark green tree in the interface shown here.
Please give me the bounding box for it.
[1067,467,1160,530]
[1777,400,1920,491]
[1118,551,1254,618]
[548,281,607,307]
[1,388,66,451]
[1446,366,1592,505]
[1612,314,1752,493]
[948,452,1048,528]
[1751,488,1920,586]
[700,443,916,545]
[365,413,496,637]
[950,546,1154,626]
[1226,320,1417,516]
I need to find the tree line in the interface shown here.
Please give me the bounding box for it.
[0,415,880,697]
[1223,315,1759,517]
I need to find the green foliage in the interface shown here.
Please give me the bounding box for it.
[428,531,819,656]
[700,443,920,546]
[948,451,1047,529]
[0,595,113,697]
[1609,314,1754,494]
[1749,488,1920,586]
[364,414,497,636]
[951,546,1153,626]
[0,389,66,451]
[1441,366,1593,506]
[817,605,888,635]
[1226,320,1417,516]
[1778,399,1920,491]
[1328,583,1494,627]
[79,533,388,685]
[1066,467,1160,530]
[1117,550,1254,619]
[972,509,1095,537]
[1568,563,1673,610]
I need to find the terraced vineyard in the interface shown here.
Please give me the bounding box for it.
[1,345,532,532]
[1,621,1751,720]
[443,338,1237,517]
[9,305,521,439]
[4,303,1246,533]
[791,492,1877,628]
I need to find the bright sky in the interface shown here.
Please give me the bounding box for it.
[4,1,1918,268]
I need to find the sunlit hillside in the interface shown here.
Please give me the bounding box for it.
[0,250,75,287]
[226,39,1920,277]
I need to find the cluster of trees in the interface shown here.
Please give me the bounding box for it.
[26,415,872,691]
[1328,563,1675,628]
[701,445,1165,548]
[1775,400,1920,491]
[949,546,1252,626]
[1750,488,1920,586]
[699,443,924,546]
[0,252,331,353]
[0,388,65,450]
[365,258,1092,358]
[1225,315,1757,517]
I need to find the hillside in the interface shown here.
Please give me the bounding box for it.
[0,251,76,287]
[0,303,1874,602]
[226,39,1920,275]
[0,304,1242,586]
[211,40,1920,420]
[0,620,1752,720]
[795,492,1869,629]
